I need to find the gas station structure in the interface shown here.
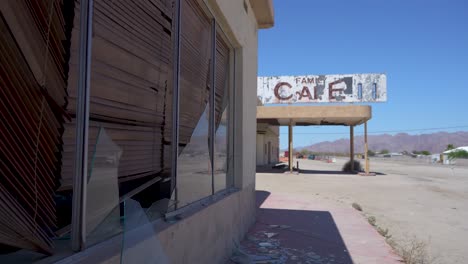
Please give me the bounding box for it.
[256,73,387,174]
[257,105,372,174]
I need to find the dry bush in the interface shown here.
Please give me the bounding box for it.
[377,227,391,239]
[388,238,438,264]
[352,202,362,211]
[367,216,376,226]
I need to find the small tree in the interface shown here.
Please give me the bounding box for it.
[448,150,468,159]
[380,149,390,154]
[446,144,455,151]
[420,150,431,156]
[300,149,310,156]
[367,150,376,157]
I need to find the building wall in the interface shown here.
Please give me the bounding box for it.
[54,0,263,263]
[155,186,256,263]
[159,0,262,261]
[256,134,265,165]
[54,187,256,264]
[256,124,280,166]
[265,126,280,164]
[209,0,260,188]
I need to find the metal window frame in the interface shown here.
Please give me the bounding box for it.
[215,23,237,189]
[210,20,237,190]
[70,0,238,250]
[169,0,237,215]
[230,47,236,188]
[210,19,216,195]
[171,0,182,207]
[71,0,93,252]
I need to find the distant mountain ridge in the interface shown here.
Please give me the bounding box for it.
[299,131,468,154]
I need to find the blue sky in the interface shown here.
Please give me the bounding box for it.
[258,0,468,149]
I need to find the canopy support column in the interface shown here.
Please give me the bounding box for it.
[350,125,354,171]
[365,121,369,174]
[288,120,293,172]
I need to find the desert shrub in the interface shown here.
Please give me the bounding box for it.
[352,202,362,211]
[393,238,437,264]
[367,216,376,226]
[377,227,391,238]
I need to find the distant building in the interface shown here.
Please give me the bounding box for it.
[442,146,468,165]
[256,123,280,165]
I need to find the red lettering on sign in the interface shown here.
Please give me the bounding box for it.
[274,82,293,100]
[328,80,345,100]
[296,86,313,100]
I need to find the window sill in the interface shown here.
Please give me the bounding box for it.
[50,188,240,264]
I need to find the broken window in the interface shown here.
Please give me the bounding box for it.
[177,0,213,208]
[0,0,235,260]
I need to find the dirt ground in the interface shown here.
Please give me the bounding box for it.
[256,157,468,264]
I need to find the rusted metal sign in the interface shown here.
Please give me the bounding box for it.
[257,73,387,104]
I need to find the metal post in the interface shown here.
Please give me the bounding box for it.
[210,19,216,194]
[365,122,369,174]
[171,0,181,205]
[288,120,293,172]
[350,125,354,172]
[71,0,93,252]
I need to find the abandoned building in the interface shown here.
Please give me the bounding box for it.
[0,0,274,263]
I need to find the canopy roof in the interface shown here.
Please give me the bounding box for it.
[257,105,371,126]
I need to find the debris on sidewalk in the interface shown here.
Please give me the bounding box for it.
[268,224,291,230]
[258,242,275,248]
[229,228,339,264]
[264,232,277,238]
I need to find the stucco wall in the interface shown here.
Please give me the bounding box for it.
[207,0,259,188]
[157,0,261,260]
[256,126,280,166]
[256,134,265,165]
[156,184,256,263]
[54,185,256,264]
[264,127,280,164]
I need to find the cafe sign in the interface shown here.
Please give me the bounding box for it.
[257,73,387,104]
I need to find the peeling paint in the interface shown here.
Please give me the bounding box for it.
[257,74,387,104]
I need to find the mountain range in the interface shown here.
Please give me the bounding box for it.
[299,131,468,154]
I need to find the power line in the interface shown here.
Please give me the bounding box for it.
[279,125,468,135]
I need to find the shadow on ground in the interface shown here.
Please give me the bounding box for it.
[256,164,386,176]
[229,191,353,264]
[256,190,271,208]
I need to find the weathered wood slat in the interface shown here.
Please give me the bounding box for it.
[0,0,67,254]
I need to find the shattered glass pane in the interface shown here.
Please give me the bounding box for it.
[121,199,169,264]
[86,127,122,245]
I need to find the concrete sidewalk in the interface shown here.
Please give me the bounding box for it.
[229,191,401,264]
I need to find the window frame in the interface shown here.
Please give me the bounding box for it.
[70,0,237,251]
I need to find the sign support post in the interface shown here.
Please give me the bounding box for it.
[288,120,293,172]
[350,125,354,172]
[365,122,369,174]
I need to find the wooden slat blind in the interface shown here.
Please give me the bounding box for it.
[61,0,174,190]
[178,0,212,146]
[215,32,230,127]
[0,0,68,254]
